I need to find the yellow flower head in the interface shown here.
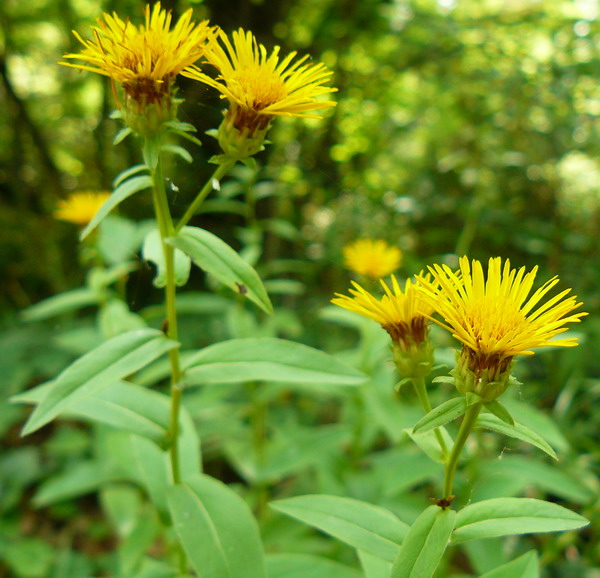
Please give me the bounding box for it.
[60,3,215,109]
[183,28,337,136]
[343,239,403,279]
[417,257,586,396]
[54,192,111,226]
[332,275,434,347]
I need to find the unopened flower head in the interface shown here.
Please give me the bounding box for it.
[183,28,337,157]
[54,191,110,226]
[332,275,434,377]
[60,3,215,134]
[343,239,402,279]
[418,256,587,400]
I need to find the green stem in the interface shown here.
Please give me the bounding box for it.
[175,159,236,233]
[148,139,183,486]
[410,376,449,459]
[442,401,483,499]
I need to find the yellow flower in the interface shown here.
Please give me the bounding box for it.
[182,28,337,149]
[332,275,433,346]
[54,192,111,226]
[333,275,434,376]
[60,3,215,130]
[417,256,586,399]
[343,239,402,279]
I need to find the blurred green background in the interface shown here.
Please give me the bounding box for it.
[1,0,599,576]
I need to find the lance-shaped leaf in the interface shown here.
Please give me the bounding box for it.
[142,229,191,288]
[21,288,100,322]
[81,175,153,240]
[484,400,514,426]
[183,338,366,387]
[452,498,589,544]
[412,396,479,434]
[168,474,267,578]
[390,505,456,578]
[270,495,409,562]
[168,226,272,314]
[479,550,539,578]
[21,329,178,435]
[266,554,361,578]
[14,380,169,442]
[475,414,558,460]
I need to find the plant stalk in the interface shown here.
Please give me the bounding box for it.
[410,376,449,459]
[175,159,236,233]
[442,401,483,499]
[148,140,183,486]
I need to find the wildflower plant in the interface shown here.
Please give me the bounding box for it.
[312,256,591,576]
[15,4,362,577]
[12,3,592,577]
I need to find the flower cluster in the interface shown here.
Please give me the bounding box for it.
[61,4,336,147]
[333,256,586,400]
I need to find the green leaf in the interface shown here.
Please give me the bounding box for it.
[179,405,202,479]
[183,338,366,387]
[161,144,193,163]
[21,329,178,435]
[118,508,161,576]
[81,175,153,240]
[479,550,539,578]
[452,498,590,544]
[167,474,267,578]
[358,550,392,578]
[34,461,116,507]
[475,414,557,460]
[432,375,455,386]
[21,288,99,322]
[404,427,454,464]
[164,120,197,133]
[168,226,272,314]
[114,126,133,145]
[503,399,569,453]
[143,138,161,169]
[472,456,595,504]
[101,484,143,537]
[390,505,456,578]
[225,425,350,484]
[131,435,170,513]
[270,494,409,562]
[113,164,148,188]
[412,397,469,434]
[14,381,169,442]
[266,554,361,578]
[99,298,148,338]
[100,486,161,576]
[484,400,514,426]
[1,537,55,578]
[142,229,191,288]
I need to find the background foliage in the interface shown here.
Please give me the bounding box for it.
[1,0,599,576]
